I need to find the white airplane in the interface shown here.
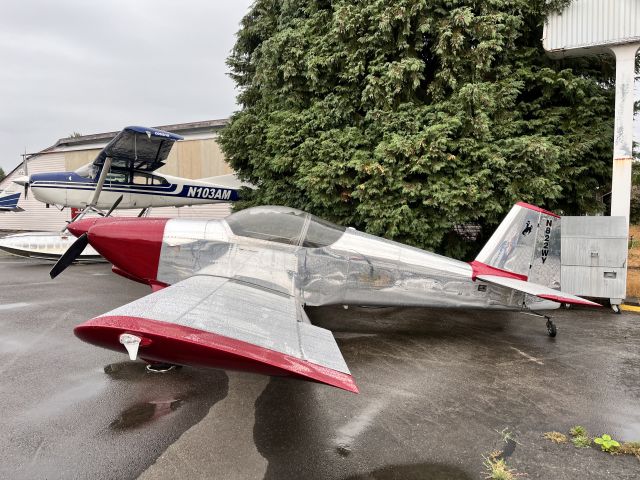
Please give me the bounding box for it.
[1,126,246,260]
[13,125,244,219]
[0,188,22,212]
[52,202,599,393]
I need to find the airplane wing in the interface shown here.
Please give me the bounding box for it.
[75,274,358,393]
[93,126,183,173]
[476,274,601,307]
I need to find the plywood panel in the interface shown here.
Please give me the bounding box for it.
[158,138,232,180]
[64,149,101,171]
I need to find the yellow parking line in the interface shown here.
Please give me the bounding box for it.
[620,304,640,313]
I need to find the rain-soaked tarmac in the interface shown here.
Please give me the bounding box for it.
[0,252,639,479]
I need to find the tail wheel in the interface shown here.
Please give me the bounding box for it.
[546,318,557,337]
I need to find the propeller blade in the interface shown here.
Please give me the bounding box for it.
[50,233,89,279]
[105,195,123,217]
[24,182,28,199]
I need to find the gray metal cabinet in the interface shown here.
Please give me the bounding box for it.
[561,216,627,306]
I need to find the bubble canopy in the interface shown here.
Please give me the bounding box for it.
[225,206,346,248]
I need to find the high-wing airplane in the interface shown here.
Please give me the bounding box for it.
[51,202,599,393]
[0,188,22,212]
[13,126,243,219]
[1,125,246,261]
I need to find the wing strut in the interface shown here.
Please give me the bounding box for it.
[89,156,112,208]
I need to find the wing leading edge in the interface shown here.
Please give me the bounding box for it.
[476,274,601,307]
[74,275,358,393]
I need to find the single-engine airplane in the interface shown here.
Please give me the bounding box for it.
[13,125,243,219]
[0,188,22,212]
[52,202,599,393]
[2,125,246,261]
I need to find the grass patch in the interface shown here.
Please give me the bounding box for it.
[543,431,568,444]
[483,452,523,480]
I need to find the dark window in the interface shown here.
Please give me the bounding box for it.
[106,171,129,184]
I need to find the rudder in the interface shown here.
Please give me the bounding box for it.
[473,202,561,289]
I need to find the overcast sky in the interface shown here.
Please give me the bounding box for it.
[0,0,253,172]
[0,2,638,174]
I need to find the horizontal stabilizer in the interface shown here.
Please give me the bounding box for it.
[476,274,601,307]
[198,173,255,190]
[74,275,357,393]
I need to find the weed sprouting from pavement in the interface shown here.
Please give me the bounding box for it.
[594,434,620,452]
[617,441,640,460]
[569,425,591,448]
[572,435,591,448]
[569,425,587,437]
[483,452,524,480]
[543,431,568,444]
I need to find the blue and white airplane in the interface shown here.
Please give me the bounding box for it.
[13,126,244,219]
[0,188,22,212]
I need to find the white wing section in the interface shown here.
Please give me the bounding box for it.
[76,274,357,392]
[477,274,601,307]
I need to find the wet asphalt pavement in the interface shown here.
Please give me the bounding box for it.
[0,252,639,479]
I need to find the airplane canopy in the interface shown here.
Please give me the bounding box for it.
[226,206,346,248]
[93,126,183,173]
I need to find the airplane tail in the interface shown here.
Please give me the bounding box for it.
[197,173,255,190]
[473,202,561,289]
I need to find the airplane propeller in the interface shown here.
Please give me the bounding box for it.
[50,195,123,279]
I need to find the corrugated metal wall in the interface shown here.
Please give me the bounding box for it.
[0,153,71,231]
[544,0,640,52]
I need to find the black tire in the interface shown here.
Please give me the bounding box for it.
[546,321,557,337]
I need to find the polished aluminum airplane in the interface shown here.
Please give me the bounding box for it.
[1,126,245,260]
[52,202,599,393]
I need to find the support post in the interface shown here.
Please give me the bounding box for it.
[610,44,639,227]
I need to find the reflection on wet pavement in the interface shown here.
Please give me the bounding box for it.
[343,463,474,480]
[110,398,184,430]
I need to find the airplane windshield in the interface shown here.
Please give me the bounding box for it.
[225,206,345,247]
[75,163,98,179]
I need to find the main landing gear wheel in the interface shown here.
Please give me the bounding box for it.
[146,363,180,373]
[611,304,621,314]
[546,317,557,338]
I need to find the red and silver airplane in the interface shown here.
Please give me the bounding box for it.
[51,202,599,393]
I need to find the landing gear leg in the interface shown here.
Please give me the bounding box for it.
[545,316,557,338]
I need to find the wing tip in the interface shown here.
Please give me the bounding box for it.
[75,315,360,392]
[537,294,602,307]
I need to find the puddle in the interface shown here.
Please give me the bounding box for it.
[0,302,30,311]
[110,398,184,430]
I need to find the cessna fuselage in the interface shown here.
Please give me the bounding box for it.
[28,169,239,210]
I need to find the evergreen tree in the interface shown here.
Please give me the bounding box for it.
[220,0,616,258]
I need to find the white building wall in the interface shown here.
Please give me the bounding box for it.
[0,153,70,231]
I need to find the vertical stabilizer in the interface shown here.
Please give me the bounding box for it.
[473,202,561,289]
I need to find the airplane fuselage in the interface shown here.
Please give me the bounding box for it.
[29,171,239,209]
[69,216,558,312]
